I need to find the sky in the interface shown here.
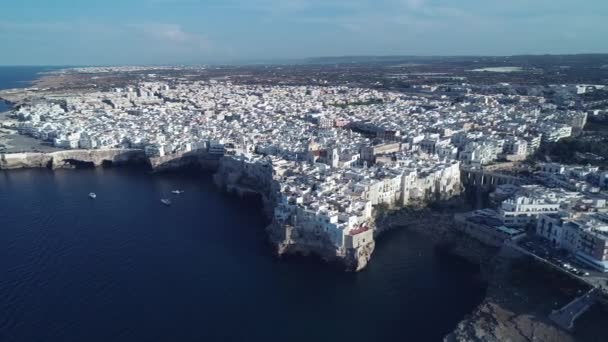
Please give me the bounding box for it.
[0,0,607,65]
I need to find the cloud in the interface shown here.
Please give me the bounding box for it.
[0,21,72,33]
[0,20,211,49]
[153,24,191,42]
[128,23,209,48]
[206,0,369,14]
[0,20,221,64]
[403,0,426,10]
[1,0,607,64]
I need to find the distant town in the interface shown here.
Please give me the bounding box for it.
[1,55,608,338]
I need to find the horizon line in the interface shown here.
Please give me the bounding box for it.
[1,52,608,68]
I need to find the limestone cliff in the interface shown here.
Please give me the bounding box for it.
[0,149,432,273]
[265,220,374,271]
[444,252,578,342]
[0,152,52,169]
[49,149,148,169]
[212,155,376,271]
[0,149,148,170]
[149,150,220,172]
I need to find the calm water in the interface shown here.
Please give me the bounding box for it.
[0,66,62,112]
[0,168,485,342]
[0,67,486,341]
[0,66,60,90]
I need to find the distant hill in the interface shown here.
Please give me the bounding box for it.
[304,54,608,66]
[304,55,450,65]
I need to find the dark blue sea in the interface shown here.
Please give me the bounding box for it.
[0,68,486,342]
[0,66,60,90]
[0,66,62,112]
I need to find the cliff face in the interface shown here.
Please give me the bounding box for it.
[50,149,148,169]
[265,220,375,271]
[149,150,220,172]
[212,155,376,271]
[0,149,223,172]
[0,149,148,170]
[445,301,575,342]
[444,251,578,342]
[0,153,52,169]
[0,149,436,273]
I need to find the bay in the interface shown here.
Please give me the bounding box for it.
[0,67,486,342]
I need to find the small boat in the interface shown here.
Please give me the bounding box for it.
[160,198,171,206]
[89,192,97,199]
[171,190,184,195]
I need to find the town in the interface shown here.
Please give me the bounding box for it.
[2,0,608,339]
[1,69,607,274]
[1,62,608,338]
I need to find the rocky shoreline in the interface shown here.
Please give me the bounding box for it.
[375,202,608,342]
[0,149,149,170]
[4,148,606,340]
[210,154,377,271]
[376,203,498,268]
[0,149,376,271]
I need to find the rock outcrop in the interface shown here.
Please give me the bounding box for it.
[49,149,148,169]
[0,152,52,169]
[445,301,576,342]
[149,150,220,172]
[265,220,374,271]
[442,244,608,342]
[211,155,377,271]
[0,149,441,274]
[375,200,608,342]
[0,149,148,170]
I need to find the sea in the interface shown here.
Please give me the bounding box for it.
[0,66,61,112]
[0,67,486,342]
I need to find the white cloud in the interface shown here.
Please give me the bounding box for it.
[403,0,426,10]
[0,20,221,64]
[129,23,209,47]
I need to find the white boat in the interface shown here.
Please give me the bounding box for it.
[171,190,184,195]
[89,192,97,199]
[160,198,171,206]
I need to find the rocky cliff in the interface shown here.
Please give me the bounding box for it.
[211,155,375,271]
[0,149,446,275]
[0,149,148,170]
[0,152,52,169]
[49,149,148,169]
[149,150,220,172]
[0,148,222,173]
[444,250,579,342]
[266,220,374,271]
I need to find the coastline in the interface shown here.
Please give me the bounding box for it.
[0,148,377,271]
[0,149,149,170]
[1,67,101,154]
[4,147,605,340]
[0,148,473,273]
[0,160,489,342]
[376,203,608,341]
[3,70,604,341]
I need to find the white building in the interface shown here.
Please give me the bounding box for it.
[536,213,608,272]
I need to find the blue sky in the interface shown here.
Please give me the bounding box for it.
[0,0,607,65]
